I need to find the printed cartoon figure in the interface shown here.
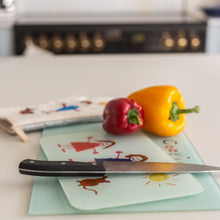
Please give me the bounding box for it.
[95,152,149,162]
[125,154,148,162]
[76,176,111,195]
[58,137,115,154]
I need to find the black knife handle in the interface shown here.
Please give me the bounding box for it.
[19,159,106,177]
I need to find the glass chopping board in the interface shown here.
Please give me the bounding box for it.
[29,123,220,215]
[40,124,203,210]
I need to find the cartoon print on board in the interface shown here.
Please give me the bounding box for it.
[164,145,182,159]
[58,136,115,154]
[125,154,148,162]
[163,139,178,145]
[162,139,184,161]
[68,151,149,162]
[76,176,111,195]
[95,151,149,162]
[142,173,179,187]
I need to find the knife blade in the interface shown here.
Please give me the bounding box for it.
[18,159,220,177]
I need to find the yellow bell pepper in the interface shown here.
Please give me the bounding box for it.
[128,85,200,136]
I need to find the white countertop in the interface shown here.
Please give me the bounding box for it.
[0,54,220,220]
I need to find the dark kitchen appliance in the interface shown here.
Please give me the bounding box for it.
[203,7,220,17]
[14,14,207,55]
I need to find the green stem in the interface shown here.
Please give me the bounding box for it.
[127,108,142,125]
[177,106,200,114]
[170,102,200,122]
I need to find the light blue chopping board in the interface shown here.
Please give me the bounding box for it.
[29,123,220,215]
[39,125,203,211]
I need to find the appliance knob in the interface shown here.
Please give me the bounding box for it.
[177,37,188,49]
[164,38,174,48]
[93,32,105,52]
[37,34,50,50]
[189,31,201,51]
[79,32,91,52]
[51,34,64,53]
[64,34,78,52]
[175,31,188,51]
[160,32,174,51]
[190,37,201,50]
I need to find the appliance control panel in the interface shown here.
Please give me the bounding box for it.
[14,22,206,55]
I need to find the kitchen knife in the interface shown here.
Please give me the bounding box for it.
[19,159,220,177]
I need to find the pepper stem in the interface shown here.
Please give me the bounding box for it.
[127,108,142,125]
[170,102,200,122]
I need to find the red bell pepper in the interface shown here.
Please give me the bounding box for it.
[102,98,144,135]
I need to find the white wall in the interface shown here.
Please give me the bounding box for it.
[186,0,220,12]
[15,0,220,15]
[14,0,183,15]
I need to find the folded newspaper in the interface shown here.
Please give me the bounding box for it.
[0,96,112,142]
